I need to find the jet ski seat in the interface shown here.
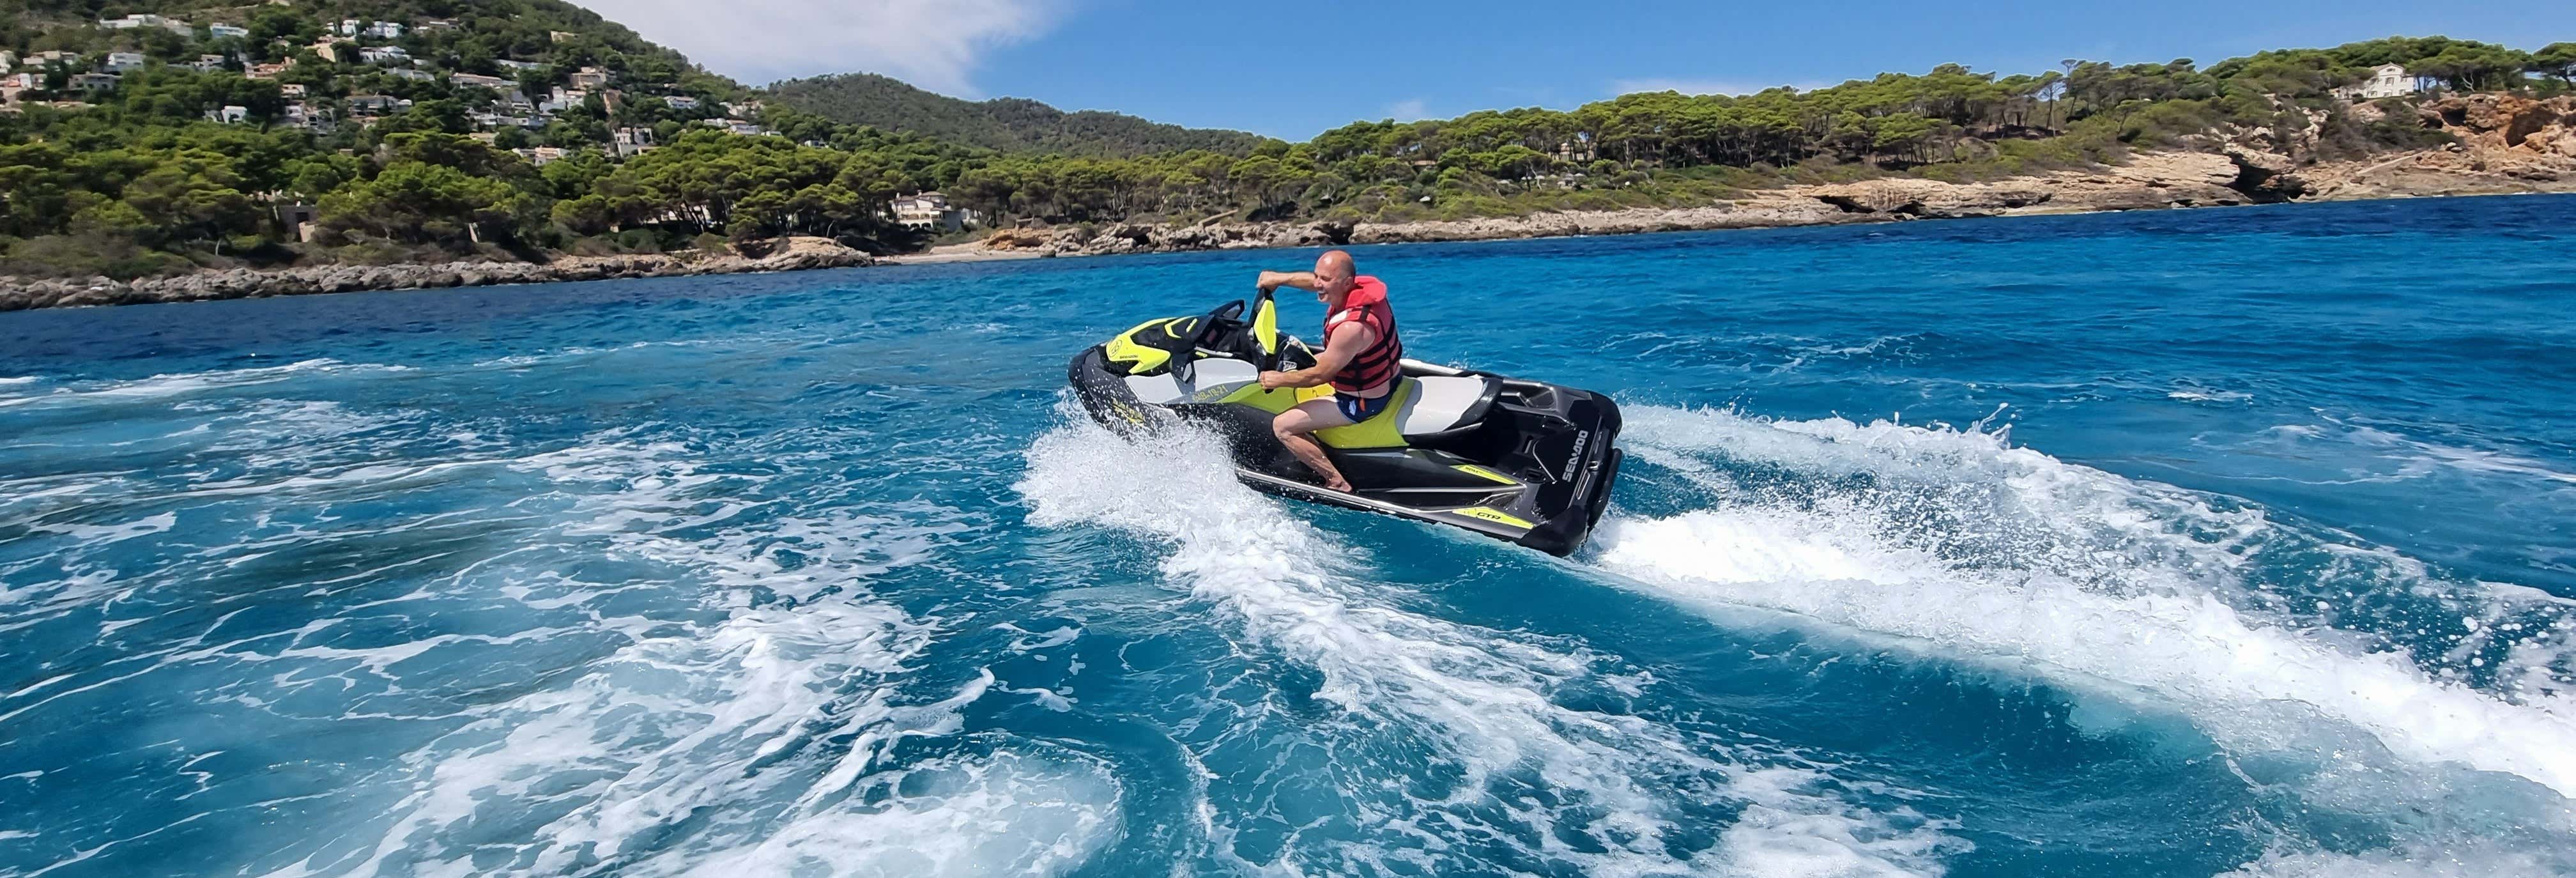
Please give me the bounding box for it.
[1397,376,1500,441]
[1314,374,1499,449]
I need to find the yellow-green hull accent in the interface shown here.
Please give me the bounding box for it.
[1215,380,1417,451]
[1452,506,1535,528]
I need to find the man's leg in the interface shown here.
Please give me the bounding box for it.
[1273,399,1355,492]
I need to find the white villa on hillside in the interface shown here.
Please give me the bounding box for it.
[891,192,977,232]
[2335,64,2424,101]
[100,13,191,35]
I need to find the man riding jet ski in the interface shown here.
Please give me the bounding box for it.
[1252,250,1400,493]
[1065,250,1623,557]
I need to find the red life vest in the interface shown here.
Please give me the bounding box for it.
[1325,275,1402,394]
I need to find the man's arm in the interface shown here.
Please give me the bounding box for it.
[1257,270,1322,293]
[1260,323,1374,389]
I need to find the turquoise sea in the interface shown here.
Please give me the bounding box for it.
[4,194,2575,877]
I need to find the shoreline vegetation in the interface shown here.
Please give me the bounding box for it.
[4,1,2574,310]
[11,155,2572,310]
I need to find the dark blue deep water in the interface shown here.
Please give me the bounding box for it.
[4,195,2575,877]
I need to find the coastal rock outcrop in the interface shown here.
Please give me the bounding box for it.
[0,237,872,312]
[970,146,2396,265]
[2301,95,2576,199]
[1798,178,2057,218]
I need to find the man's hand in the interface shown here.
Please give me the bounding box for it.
[1258,370,1291,389]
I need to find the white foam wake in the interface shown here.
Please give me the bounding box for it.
[252,439,1117,878]
[1016,408,1965,877]
[0,358,408,410]
[1596,406,2576,803]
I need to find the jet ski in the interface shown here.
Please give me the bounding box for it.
[1066,289,1623,556]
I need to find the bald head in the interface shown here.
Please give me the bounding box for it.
[1312,250,1358,304]
[1315,249,1354,279]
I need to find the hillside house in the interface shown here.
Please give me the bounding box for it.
[280,83,306,98]
[365,21,404,40]
[722,100,762,119]
[209,23,249,39]
[358,45,410,65]
[204,104,248,123]
[514,146,569,166]
[30,50,79,66]
[346,94,401,115]
[495,59,543,73]
[698,119,770,136]
[70,73,119,91]
[2335,64,2423,101]
[387,68,433,82]
[338,19,361,36]
[613,127,657,157]
[452,73,511,90]
[103,52,146,73]
[471,111,537,129]
[283,103,333,132]
[569,66,611,89]
[249,61,293,79]
[539,86,589,114]
[100,13,191,35]
[663,95,700,110]
[892,192,975,232]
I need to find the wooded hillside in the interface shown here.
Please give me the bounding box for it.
[762,72,1271,157]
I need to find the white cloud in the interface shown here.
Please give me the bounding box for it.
[1384,98,1429,121]
[1607,77,1818,97]
[568,0,1058,95]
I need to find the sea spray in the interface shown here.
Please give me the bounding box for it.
[1017,406,1968,876]
[1593,404,2576,870]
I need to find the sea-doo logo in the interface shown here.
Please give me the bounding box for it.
[1564,429,1590,477]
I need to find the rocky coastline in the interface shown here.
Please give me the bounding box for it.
[0,236,874,312]
[971,93,2576,258]
[8,95,2571,312]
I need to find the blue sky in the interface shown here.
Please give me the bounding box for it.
[577,0,2576,139]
